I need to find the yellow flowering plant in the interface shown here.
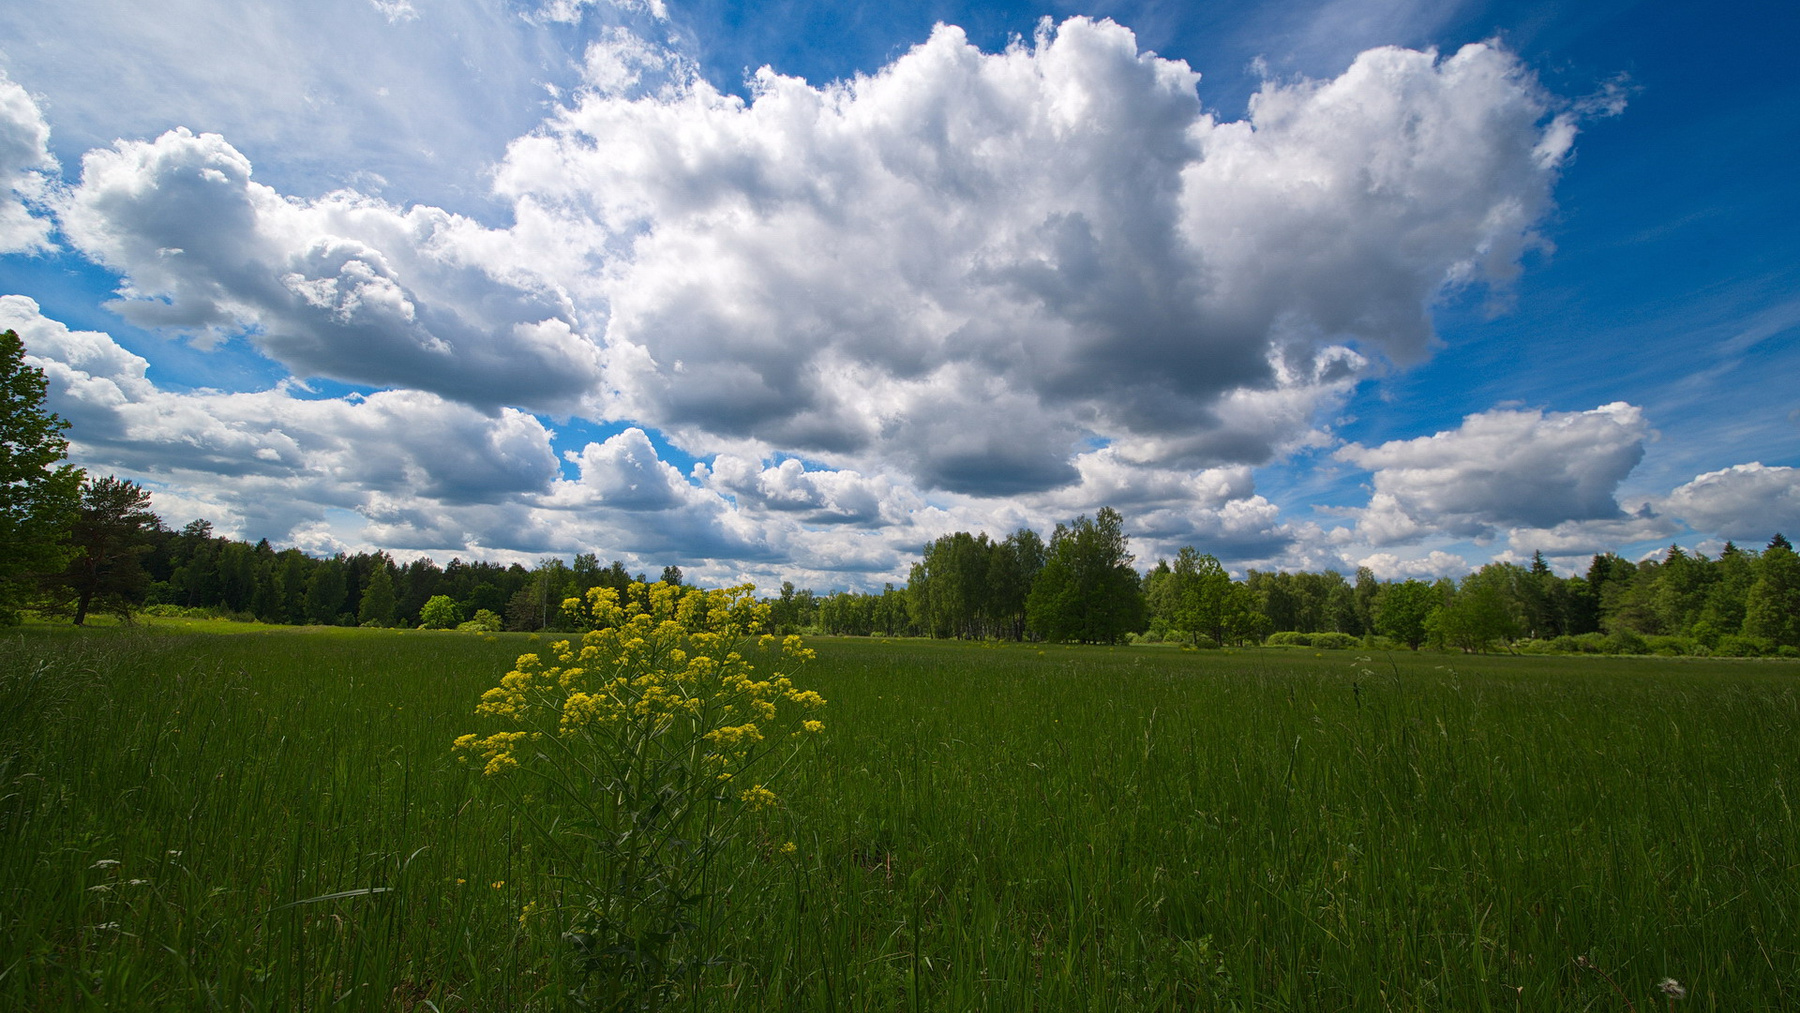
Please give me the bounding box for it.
[455,581,824,1009]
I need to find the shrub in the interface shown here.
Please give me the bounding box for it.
[1715,635,1770,657]
[1310,632,1359,651]
[1645,635,1700,657]
[1266,632,1312,647]
[1569,632,1609,654]
[1605,628,1648,655]
[456,609,502,633]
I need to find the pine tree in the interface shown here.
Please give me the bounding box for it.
[358,559,397,627]
[59,476,161,625]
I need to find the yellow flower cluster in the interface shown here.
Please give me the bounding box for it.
[455,581,824,777]
[452,730,531,775]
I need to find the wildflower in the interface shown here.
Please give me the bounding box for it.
[491,880,506,889]
[740,784,778,810]
[520,900,538,925]
[780,841,797,856]
[1658,978,1687,1000]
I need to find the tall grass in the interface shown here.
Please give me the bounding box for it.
[2,627,1795,1010]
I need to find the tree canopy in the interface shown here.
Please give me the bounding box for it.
[0,329,85,623]
[55,475,161,625]
[1026,507,1145,644]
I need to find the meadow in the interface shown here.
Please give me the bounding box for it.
[1,624,1795,1011]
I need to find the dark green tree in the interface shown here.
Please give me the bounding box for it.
[0,329,85,623]
[1427,565,1521,653]
[358,557,397,626]
[272,550,311,624]
[1026,507,1145,644]
[1147,547,1234,646]
[1744,534,1800,648]
[1372,579,1440,650]
[988,528,1044,640]
[60,475,161,625]
[304,556,348,625]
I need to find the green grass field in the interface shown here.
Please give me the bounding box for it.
[2,624,1795,1010]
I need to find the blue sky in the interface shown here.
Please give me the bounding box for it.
[1,0,1795,588]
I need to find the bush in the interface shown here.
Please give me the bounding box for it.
[1646,635,1701,657]
[456,609,503,633]
[1568,632,1609,654]
[1604,628,1648,655]
[1310,632,1359,651]
[1715,635,1770,657]
[1266,632,1312,647]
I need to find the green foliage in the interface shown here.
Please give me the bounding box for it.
[357,558,396,626]
[454,608,502,632]
[1026,507,1145,644]
[304,557,348,625]
[1372,578,1441,649]
[1427,564,1524,653]
[418,594,460,629]
[1745,535,1800,647]
[47,475,161,625]
[1145,547,1236,647]
[0,329,84,623]
[906,528,1043,640]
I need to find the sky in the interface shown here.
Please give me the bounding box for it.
[2,0,1796,590]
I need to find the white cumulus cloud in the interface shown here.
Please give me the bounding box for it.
[60,128,604,410]
[1337,402,1652,543]
[493,20,1578,492]
[1661,463,1800,544]
[0,68,55,252]
[35,22,1586,501]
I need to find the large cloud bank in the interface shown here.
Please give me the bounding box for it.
[55,19,1577,497]
[18,17,1774,582]
[506,21,1578,491]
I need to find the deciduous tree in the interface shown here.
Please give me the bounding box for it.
[1026,507,1144,644]
[0,329,84,623]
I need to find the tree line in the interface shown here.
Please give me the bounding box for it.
[5,328,1796,652]
[811,523,1799,656]
[21,496,695,631]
